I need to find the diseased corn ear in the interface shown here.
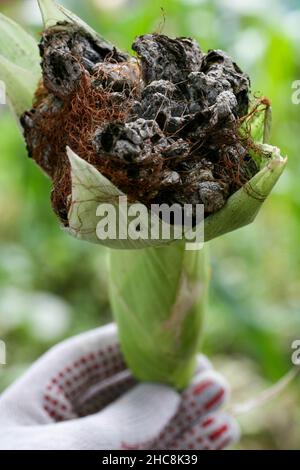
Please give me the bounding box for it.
[0,13,40,116]
[204,144,287,242]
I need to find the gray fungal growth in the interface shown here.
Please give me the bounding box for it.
[39,23,129,98]
[21,25,258,224]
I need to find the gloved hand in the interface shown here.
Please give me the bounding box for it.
[0,323,239,450]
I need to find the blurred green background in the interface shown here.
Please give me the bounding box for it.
[0,0,299,449]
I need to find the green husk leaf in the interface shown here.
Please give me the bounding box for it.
[240,99,272,144]
[0,13,40,116]
[204,144,287,242]
[109,241,209,389]
[263,104,272,144]
[0,55,39,117]
[66,147,201,249]
[66,146,286,248]
[38,0,73,26]
[66,148,188,249]
[0,13,40,74]
[66,146,123,245]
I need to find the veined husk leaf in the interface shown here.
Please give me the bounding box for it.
[0,13,40,116]
[109,240,210,389]
[0,56,40,117]
[66,145,286,248]
[241,98,272,145]
[66,148,203,249]
[0,13,40,74]
[204,144,287,242]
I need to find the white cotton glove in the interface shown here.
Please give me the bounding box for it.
[0,323,239,450]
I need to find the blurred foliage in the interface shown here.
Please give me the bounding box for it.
[0,0,299,449]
